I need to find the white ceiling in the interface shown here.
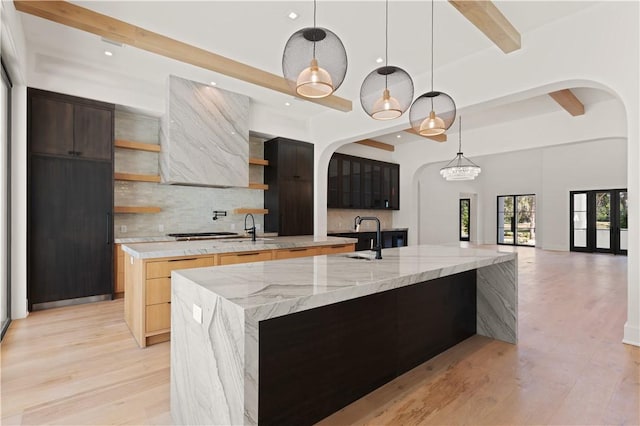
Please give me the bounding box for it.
[17,1,606,129]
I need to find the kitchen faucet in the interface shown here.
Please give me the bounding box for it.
[244,213,256,242]
[354,216,382,259]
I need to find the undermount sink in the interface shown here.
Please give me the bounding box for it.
[343,252,378,261]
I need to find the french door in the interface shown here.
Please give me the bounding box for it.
[497,195,536,247]
[570,189,627,255]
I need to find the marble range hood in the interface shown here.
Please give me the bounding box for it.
[160,75,249,188]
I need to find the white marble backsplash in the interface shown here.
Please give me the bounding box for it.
[160,75,249,188]
[114,109,265,238]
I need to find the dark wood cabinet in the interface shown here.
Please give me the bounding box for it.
[28,88,114,310]
[264,138,314,236]
[28,88,113,161]
[327,153,399,210]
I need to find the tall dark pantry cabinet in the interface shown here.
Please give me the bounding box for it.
[264,137,314,236]
[28,88,114,310]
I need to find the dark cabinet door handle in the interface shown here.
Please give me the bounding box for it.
[75,151,82,156]
[68,150,75,155]
[106,212,111,245]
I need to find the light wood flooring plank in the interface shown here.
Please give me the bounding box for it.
[2,247,638,425]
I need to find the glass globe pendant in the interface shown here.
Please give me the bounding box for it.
[283,1,347,99]
[409,0,456,138]
[360,0,413,120]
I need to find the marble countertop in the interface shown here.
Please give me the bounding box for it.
[121,235,358,259]
[173,244,517,322]
[114,232,278,244]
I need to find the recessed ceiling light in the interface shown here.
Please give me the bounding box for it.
[285,102,291,107]
[288,11,298,20]
[376,57,384,64]
[210,81,217,86]
[396,134,402,139]
[104,50,113,56]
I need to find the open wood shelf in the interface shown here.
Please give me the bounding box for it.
[114,206,162,214]
[114,172,161,183]
[248,183,268,190]
[233,208,269,215]
[115,139,161,153]
[249,157,269,166]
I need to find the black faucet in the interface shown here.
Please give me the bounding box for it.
[354,216,382,259]
[244,213,256,242]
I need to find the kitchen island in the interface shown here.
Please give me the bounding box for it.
[170,245,517,425]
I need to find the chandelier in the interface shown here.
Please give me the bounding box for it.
[440,117,481,181]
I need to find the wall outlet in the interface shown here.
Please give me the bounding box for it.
[158,224,164,232]
[192,304,203,324]
[255,223,261,230]
[120,225,127,233]
[230,223,236,231]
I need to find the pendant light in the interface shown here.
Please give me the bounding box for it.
[360,0,414,120]
[409,0,456,137]
[282,0,347,99]
[440,117,481,181]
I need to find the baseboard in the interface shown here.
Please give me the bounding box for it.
[623,322,640,347]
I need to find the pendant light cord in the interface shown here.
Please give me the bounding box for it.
[458,116,463,153]
[384,0,389,88]
[430,0,434,92]
[312,0,317,58]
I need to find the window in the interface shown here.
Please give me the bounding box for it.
[459,199,470,241]
[570,189,627,255]
[497,195,536,247]
[1,60,12,340]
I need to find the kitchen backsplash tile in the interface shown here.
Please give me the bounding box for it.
[327,209,393,232]
[114,109,265,238]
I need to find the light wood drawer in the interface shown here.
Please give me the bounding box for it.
[146,303,171,333]
[219,250,272,266]
[145,278,171,305]
[319,244,355,255]
[146,256,215,279]
[274,247,322,260]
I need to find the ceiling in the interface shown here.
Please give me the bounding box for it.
[17,1,605,130]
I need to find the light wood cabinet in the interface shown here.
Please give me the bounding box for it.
[274,247,322,260]
[219,250,272,266]
[318,244,355,255]
[115,244,125,296]
[124,242,355,347]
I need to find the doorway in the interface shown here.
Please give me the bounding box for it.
[459,198,470,242]
[570,189,627,255]
[497,194,536,247]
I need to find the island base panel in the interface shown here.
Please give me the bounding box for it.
[259,270,476,426]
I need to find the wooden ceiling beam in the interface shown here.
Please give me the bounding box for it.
[404,128,448,143]
[448,0,521,54]
[548,89,585,116]
[13,1,352,112]
[355,139,395,152]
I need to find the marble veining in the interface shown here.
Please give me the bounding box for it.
[121,235,357,259]
[161,75,249,188]
[171,244,518,425]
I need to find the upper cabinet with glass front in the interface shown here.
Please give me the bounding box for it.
[327,153,399,210]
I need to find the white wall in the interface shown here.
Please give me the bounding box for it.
[416,138,627,251]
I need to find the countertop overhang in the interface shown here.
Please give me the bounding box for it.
[120,235,358,259]
[173,244,517,322]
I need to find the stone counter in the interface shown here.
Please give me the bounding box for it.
[170,245,518,425]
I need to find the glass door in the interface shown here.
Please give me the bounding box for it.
[459,199,470,241]
[618,191,628,255]
[570,189,626,255]
[1,61,11,340]
[498,195,536,247]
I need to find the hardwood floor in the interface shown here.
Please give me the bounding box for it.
[2,247,638,425]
